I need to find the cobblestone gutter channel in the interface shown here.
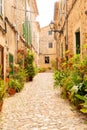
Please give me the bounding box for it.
[0,73,87,130]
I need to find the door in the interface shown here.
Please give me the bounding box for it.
[75,31,80,54]
[0,45,4,78]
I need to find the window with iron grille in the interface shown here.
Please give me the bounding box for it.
[49,42,53,48]
[48,31,52,35]
[45,56,50,64]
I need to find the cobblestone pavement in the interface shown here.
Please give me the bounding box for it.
[0,73,87,130]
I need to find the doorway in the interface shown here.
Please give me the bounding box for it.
[0,45,4,78]
[75,31,80,54]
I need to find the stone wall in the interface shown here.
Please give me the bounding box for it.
[56,0,87,61]
[68,0,87,57]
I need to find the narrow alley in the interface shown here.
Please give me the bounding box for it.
[0,73,87,130]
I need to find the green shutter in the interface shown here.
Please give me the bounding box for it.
[9,53,14,75]
[28,22,32,45]
[22,18,32,45]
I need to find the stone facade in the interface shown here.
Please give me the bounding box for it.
[32,22,40,67]
[27,0,40,67]
[54,0,87,68]
[39,25,56,69]
[0,0,39,79]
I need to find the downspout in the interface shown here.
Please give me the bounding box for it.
[4,0,8,80]
[65,0,68,51]
[25,0,27,18]
[15,0,18,63]
[29,0,32,50]
[25,0,30,48]
[37,34,40,67]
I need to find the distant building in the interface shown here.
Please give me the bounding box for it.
[39,25,56,69]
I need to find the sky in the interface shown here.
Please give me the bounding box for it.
[36,0,58,28]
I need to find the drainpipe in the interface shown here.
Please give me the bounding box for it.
[53,27,58,70]
[15,0,19,63]
[65,0,68,51]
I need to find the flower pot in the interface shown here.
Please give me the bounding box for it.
[8,88,16,96]
[29,77,33,81]
[6,78,10,82]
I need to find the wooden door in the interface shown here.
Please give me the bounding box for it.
[0,45,4,78]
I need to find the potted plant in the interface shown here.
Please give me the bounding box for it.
[25,51,36,81]
[7,79,16,95]
[26,64,35,81]
[7,77,23,96]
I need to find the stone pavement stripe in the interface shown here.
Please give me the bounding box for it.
[0,73,87,130]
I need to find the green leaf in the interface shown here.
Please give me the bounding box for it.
[75,94,86,101]
[80,108,87,113]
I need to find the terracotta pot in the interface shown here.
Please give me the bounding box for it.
[26,77,29,82]
[6,78,10,82]
[8,88,16,96]
[29,77,33,81]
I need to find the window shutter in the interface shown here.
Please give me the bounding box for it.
[0,0,2,15]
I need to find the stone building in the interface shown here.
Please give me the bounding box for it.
[54,0,87,68]
[0,0,39,79]
[39,25,56,69]
[27,0,40,67]
[0,16,6,79]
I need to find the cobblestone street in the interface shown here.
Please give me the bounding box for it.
[0,73,87,130]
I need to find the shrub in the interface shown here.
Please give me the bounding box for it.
[14,68,26,87]
[0,79,6,100]
[8,78,21,92]
[51,60,56,70]
[53,54,87,114]
[38,67,46,73]
[24,51,36,81]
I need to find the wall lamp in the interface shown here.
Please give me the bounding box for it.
[49,21,63,34]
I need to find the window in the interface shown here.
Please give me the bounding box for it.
[49,42,53,48]
[48,31,52,35]
[65,36,68,60]
[0,0,2,15]
[22,19,32,45]
[75,31,80,54]
[9,53,14,75]
[45,56,50,64]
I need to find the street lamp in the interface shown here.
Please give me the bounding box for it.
[49,21,63,33]
[49,21,63,70]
